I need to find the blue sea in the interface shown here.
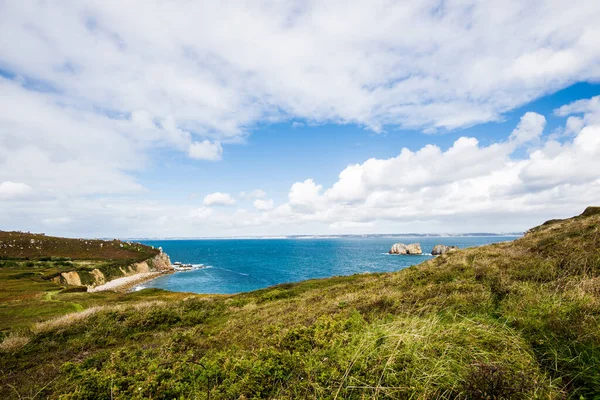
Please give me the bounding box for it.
[137,236,518,294]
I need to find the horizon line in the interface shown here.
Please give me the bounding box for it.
[118,232,524,241]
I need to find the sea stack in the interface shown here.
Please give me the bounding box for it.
[389,242,422,255]
[431,244,458,255]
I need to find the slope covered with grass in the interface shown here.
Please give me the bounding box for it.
[0,232,164,331]
[1,208,600,399]
[0,231,158,261]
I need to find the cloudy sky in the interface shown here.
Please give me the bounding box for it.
[1,0,600,238]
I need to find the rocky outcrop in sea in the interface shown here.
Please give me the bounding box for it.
[389,243,422,255]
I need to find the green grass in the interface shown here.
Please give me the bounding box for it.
[0,230,158,261]
[0,233,167,332]
[1,208,600,398]
[0,259,170,331]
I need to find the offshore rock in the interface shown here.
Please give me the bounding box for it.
[389,243,408,254]
[389,243,422,255]
[405,243,422,254]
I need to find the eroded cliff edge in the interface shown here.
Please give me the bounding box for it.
[0,231,173,291]
[54,251,173,289]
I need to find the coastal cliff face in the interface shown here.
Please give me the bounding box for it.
[0,230,167,290]
[146,251,172,272]
[56,252,173,289]
[59,271,82,286]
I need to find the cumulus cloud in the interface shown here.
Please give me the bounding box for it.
[203,192,236,207]
[253,198,274,211]
[0,181,33,200]
[509,112,546,145]
[326,137,510,204]
[519,125,600,191]
[289,179,323,211]
[188,140,223,161]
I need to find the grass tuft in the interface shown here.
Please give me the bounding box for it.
[0,332,30,353]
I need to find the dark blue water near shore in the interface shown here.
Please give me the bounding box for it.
[138,236,518,294]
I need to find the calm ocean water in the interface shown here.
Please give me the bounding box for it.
[137,236,518,294]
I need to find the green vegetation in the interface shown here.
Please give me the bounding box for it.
[0,230,158,260]
[0,233,162,331]
[0,262,188,332]
[1,208,600,398]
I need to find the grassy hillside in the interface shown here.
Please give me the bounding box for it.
[0,231,158,260]
[0,232,163,331]
[1,208,600,399]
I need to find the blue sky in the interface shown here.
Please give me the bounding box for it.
[137,82,600,211]
[1,1,600,237]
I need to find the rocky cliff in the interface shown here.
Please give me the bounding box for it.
[55,252,173,289]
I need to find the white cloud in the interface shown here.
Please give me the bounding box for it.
[188,140,223,161]
[326,137,511,203]
[509,112,546,145]
[554,96,600,117]
[0,78,144,196]
[253,198,274,211]
[1,1,599,144]
[564,116,585,136]
[241,189,267,199]
[0,181,33,200]
[519,125,600,191]
[203,192,236,207]
[1,2,600,236]
[289,179,323,211]
[2,97,600,237]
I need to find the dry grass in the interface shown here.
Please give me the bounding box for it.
[32,300,168,334]
[32,306,104,334]
[0,333,30,353]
